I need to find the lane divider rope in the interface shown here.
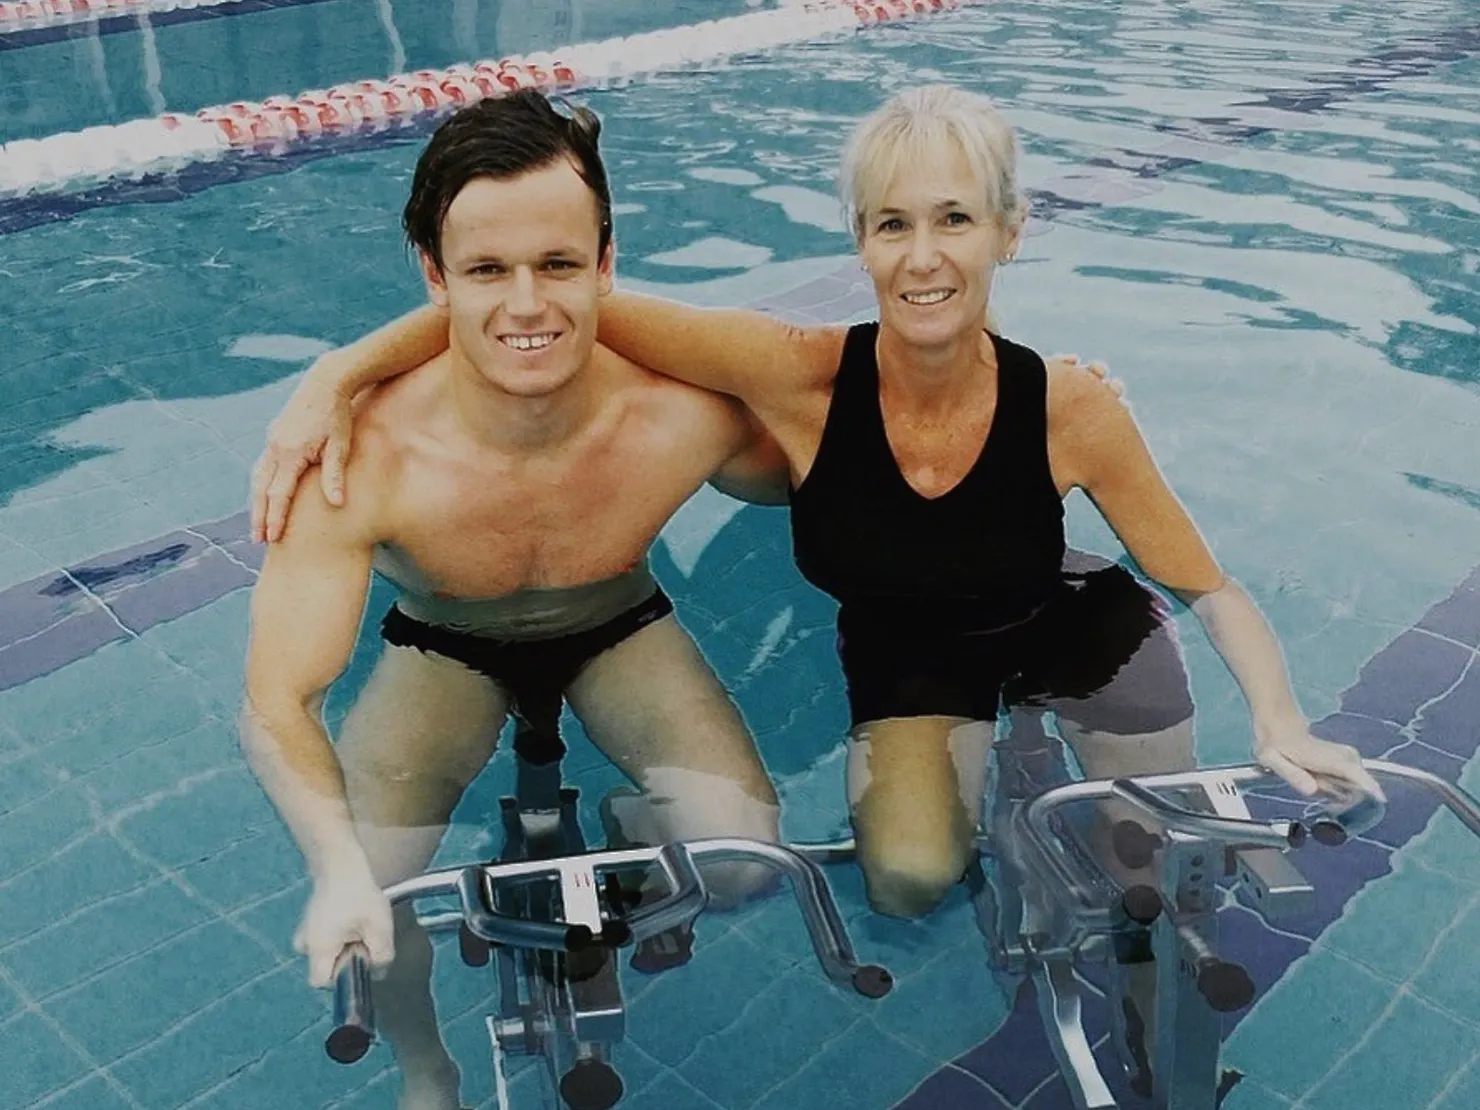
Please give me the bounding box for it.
[0,0,978,198]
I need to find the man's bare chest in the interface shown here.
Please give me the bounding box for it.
[386,441,715,594]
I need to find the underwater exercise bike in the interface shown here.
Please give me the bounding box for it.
[323,694,894,1110]
[961,711,1480,1110]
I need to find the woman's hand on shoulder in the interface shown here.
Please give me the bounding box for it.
[251,363,359,544]
[1047,353,1127,401]
[1045,353,1143,493]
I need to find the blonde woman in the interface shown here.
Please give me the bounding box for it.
[254,85,1379,927]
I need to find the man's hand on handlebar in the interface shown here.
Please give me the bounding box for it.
[295,861,396,989]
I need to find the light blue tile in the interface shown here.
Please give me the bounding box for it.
[0,833,156,947]
[111,963,324,1109]
[0,785,95,884]
[80,721,243,818]
[625,1071,725,1110]
[6,639,183,755]
[1411,899,1480,1017]
[23,1075,135,1110]
[138,590,252,677]
[682,965,862,1107]
[1403,810,1480,891]
[328,1068,398,1110]
[0,535,54,593]
[0,1011,92,1109]
[235,882,308,955]
[180,824,305,913]
[2,491,181,574]
[0,750,62,816]
[625,927,790,1068]
[1319,860,1475,983]
[1304,995,1480,1110]
[0,719,23,759]
[1432,1059,1480,1110]
[1,878,210,999]
[1223,947,1397,1099]
[114,765,275,870]
[749,1019,936,1110]
[42,918,277,1064]
[601,1042,667,1107]
[136,449,252,527]
[0,974,19,1021]
[198,1025,376,1110]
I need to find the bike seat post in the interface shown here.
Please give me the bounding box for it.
[978,708,1074,973]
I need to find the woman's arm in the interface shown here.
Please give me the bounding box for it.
[596,290,841,411]
[1055,367,1383,799]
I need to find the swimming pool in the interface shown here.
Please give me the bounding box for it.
[1,0,1479,1107]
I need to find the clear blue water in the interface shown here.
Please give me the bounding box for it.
[2,0,1479,1108]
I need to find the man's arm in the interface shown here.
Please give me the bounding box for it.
[707,406,792,505]
[240,471,395,983]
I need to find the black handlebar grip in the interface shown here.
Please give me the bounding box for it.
[1197,958,1256,1013]
[560,1059,625,1110]
[1112,820,1162,871]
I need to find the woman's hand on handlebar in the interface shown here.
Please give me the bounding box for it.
[1253,719,1386,803]
[295,861,395,989]
[250,366,357,544]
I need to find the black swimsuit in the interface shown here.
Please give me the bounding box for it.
[788,322,1193,732]
[381,588,674,764]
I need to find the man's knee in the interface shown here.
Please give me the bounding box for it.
[612,769,783,909]
[859,838,973,919]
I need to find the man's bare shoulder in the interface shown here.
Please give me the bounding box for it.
[595,343,751,432]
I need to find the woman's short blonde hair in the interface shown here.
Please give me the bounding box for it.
[839,84,1027,242]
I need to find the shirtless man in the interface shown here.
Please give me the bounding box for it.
[239,91,783,1110]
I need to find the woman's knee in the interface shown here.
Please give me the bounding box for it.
[859,837,974,919]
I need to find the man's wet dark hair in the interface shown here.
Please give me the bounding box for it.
[403,89,613,272]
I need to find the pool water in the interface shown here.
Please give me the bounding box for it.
[1,1,1479,1108]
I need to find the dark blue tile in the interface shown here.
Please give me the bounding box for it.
[1293,837,1394,934]
[65,532,206,607]
[1309,713,1407,758]
[1416,583,1480,648]
[1341,631,1471,726]
[194,511,250,548]
[105,544,255,633]
[0,603,130,691]
[954,977,1058,1104]
[896,1065,1011,1110]
[1414,664,1480,759]
[1212,907,1311,1017]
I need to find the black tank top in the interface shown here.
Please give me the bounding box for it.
[789,322,1067,632]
